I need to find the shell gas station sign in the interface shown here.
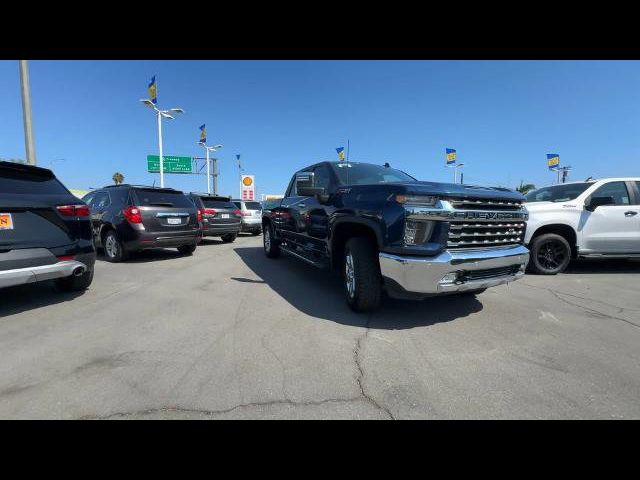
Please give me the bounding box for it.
[241,175,255,200]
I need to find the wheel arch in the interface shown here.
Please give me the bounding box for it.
[529,223,578,257]
[330,219,381,271]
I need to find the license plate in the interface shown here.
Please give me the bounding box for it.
[221,214,230,219]
[167,217,182,225]
[0,213,13,230]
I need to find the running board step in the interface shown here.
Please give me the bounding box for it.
[280,245,327,269]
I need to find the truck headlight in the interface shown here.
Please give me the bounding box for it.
[395,194,437,206]
[404,219,435,246]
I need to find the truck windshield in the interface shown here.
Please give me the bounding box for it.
[331,162,415,185]
[525,183,593,203]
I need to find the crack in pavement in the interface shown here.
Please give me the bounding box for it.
[353,314,395,420]
[518,282,640,330]
[79,396,366,419]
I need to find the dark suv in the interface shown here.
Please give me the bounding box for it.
[83,185,201,262]
[0,161,96,292]
[187,194,241,243]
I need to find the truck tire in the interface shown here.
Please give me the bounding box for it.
[263,223,280,258]
[177,244,196,255]
[344,237,382,312]
[103,229,128,263]
[528,233,571,275]
[55,268,94,292]
[221,233,237,243]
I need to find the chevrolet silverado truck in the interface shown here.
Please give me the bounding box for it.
[262,161,530,311]
[524,178,640,274]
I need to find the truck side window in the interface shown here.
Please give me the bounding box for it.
[591,182,630,206]
[285,175,297,197]
[313,165,331,191]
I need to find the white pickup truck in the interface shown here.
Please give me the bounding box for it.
[524,178,640,274]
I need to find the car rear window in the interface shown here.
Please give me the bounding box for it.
[0,167,69,194]
[202,199,236,209]
[244,202,262,210]
[133,188,193,208]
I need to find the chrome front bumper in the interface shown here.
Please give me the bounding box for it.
[0,260,88,289]
[379,245,529,295]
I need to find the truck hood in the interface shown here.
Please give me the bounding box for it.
[390,181,525,202]
[524,201,578,212]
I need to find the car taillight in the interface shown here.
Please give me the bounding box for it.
[57,255,76,261]
[123,206,143,224]
[197,208,204,222]
[204,208,217,216]
[57,205,91,217]
[233,209,242,217]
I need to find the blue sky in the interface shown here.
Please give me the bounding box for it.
[1,60,639,196]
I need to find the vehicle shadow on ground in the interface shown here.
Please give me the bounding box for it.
[233,247,483,330]
[0,281,86,317]
[562,258,640,274]
[95,248,186,264]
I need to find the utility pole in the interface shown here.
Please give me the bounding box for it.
[212,158,218,195]
[19,60,37,165]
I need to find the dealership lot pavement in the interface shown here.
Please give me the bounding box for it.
[1,234,639,419]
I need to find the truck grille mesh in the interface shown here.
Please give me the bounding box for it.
[447,197,525,249]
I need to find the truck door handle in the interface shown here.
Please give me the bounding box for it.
[298,203,306,208]
[625,211,638,217]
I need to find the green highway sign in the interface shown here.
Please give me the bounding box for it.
[147,155,193,174]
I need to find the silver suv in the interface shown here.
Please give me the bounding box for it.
[232,199,262,235]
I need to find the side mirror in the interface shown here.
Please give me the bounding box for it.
[296,172,327,198]
[585,196,615,211]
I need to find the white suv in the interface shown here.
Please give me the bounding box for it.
[232,199,262,235]
[524,178,640,274]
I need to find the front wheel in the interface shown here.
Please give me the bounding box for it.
[344,237,382,312]
[177,244,196,255]
[263,223,280,258]
[528,233,572,275]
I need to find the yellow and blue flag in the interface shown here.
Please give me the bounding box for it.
[148,75,158,105]
[547,153,560,170]
[199,124,207,144]
[336,147,345,161]
[446,148,456,165]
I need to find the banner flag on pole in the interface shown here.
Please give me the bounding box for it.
[547,153,560,170]
[148,75,158,105]
[336,147,345,161]
[199,124,207,144]
[446,148,457,165]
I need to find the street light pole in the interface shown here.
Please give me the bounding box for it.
[19,60,37,166]
[205,146,211,194]
[140,96,183,189]
[157,111,164,188]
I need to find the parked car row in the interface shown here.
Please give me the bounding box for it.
[2,160,638,311]
[0,160,262,293]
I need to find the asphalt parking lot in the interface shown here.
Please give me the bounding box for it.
[1,234,639,419]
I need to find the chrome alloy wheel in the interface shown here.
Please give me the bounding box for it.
[105,234,119,258]
[345,251,355,299]
[264,227,271,252]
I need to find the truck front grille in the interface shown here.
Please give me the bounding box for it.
[447,221,525,249]
[446,196,525,250]
[448,198,523,211]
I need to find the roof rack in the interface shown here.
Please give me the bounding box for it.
[103,184,177,190]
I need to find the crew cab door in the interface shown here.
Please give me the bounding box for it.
[580,181,640,253]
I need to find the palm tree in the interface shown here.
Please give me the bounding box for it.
[112,172,124,185]
[516,180,536,195]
